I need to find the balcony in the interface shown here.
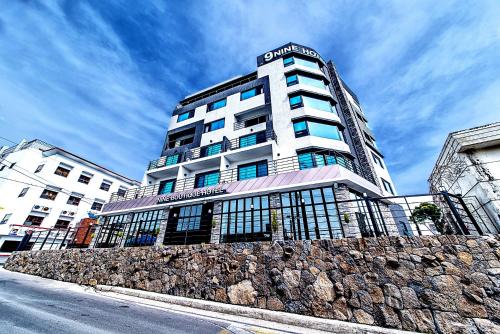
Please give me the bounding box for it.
[110,149,369,203]
[147,129,276,171]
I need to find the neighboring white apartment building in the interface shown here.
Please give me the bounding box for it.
[429,122,500,234]
[0,139,140,251]
[93,43,401,249]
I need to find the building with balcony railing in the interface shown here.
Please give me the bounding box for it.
[96,43,399,248]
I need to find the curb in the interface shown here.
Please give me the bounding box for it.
[95,285,415,334]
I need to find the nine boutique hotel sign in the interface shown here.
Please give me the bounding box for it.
[257,43,324,66]
[157,185,226,204]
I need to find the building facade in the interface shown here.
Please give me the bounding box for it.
[0,139,140,251]
[96,43,399,248]
[429,122,500,234]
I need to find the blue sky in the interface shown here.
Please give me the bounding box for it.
[0,1,499,194]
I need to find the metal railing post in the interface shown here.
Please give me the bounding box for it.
[454,194,483,235]
[39,229,52,250]
[441,191,470,235]
[59,227,72,249]
[364,196,382,237]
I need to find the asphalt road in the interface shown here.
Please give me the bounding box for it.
[0,269,257,334]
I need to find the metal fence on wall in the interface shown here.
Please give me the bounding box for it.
[14,191,499,251]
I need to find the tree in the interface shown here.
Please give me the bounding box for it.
[411,202,447,234]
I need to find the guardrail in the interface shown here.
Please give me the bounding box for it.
[111,149,364,203]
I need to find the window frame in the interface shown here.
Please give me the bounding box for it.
[158,179,176,195]
[204,118,225,133]
[24,215,44,226]
[34,164,44,173]
[207,98,227,112]
[18,187,29,198]
[381,178,394,195]
[54,219,71,229]
[100,181,112,191]
[240,86,263,101]
[1,213,12,224]
[292,119,343,141]
[67,195,82,206]
[177,110,195,123]
[91,201,104,211]
[40,189,58,200]
[78,174,92,184]
[237,160,269,181]
[372,152,384,169]
[194,170,220,188]
[54,165,71,177]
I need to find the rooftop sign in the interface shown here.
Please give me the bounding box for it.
[257,43,323,66]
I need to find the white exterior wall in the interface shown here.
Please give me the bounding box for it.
[144,50,398,201]
[0,145,138,240]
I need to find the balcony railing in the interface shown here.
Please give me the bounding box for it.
[111,149,368,203]
[147,129,276,171]
[226,129,276,150]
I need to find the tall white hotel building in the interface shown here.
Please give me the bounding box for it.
[95,43,399,248]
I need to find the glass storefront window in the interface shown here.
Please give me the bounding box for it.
[176,205,202,231]
[280,186,342,241]
[219,195,271,243]
[125,210,162,247]
[94,214,129,248]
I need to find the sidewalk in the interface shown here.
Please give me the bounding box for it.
[95,285,415,334]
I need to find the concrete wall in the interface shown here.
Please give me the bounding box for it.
[5,235,500,333]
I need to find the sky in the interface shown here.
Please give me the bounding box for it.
[0,0,499,194]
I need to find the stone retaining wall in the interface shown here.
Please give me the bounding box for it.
[5,235,500,333]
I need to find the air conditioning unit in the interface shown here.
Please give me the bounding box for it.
[32,205,51,213]
[69,211,75,216]
[62,210,68,215]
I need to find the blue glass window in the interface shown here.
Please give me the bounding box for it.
[299,76,325,89]
[302,96,335,113]
[177,110,194,122]
[293,121,308,137]
[201,143,222,157]
[194,171,220,188]
[283,56,319,69]
[294,57,320,69]
[293,120,342,141]
[289,95,303,109]
[165,154,180,166]
[308,121,342,140]
[287,74,325,89]
[241,88,256,100]
[204,119,225,132]
[176,205,202,231]
[298,152,338,170]
[283,56,294,67]
[238,160,268,181]
[158,179,176,194]
[239,133,257,148]
[208,98,227,111]
[286,74,298,86]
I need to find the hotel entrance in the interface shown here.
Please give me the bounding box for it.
[163,202,214,245]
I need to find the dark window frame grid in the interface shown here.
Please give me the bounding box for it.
[219,195,272,243]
